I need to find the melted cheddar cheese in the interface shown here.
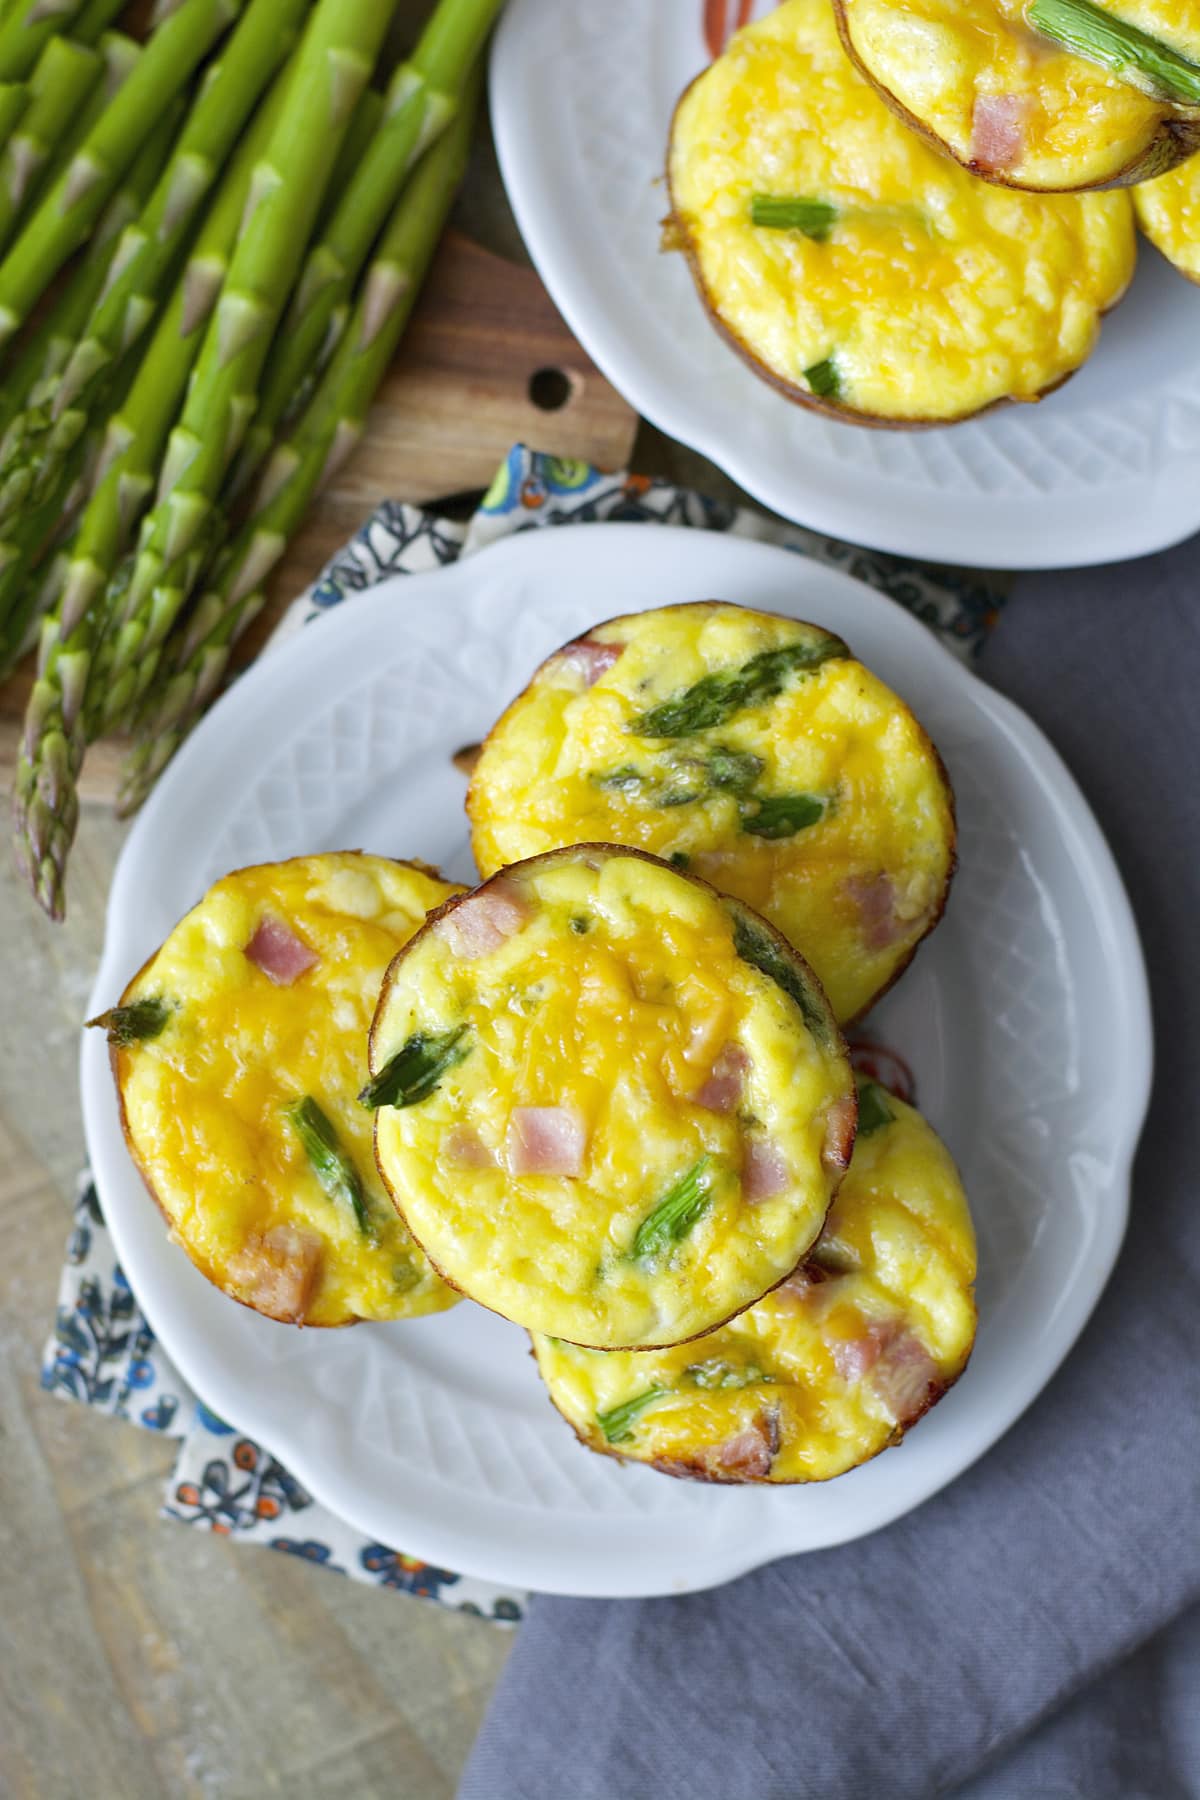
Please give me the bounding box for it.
[111,855,462,1326]
[469,603,955,1024]
[669,0,1137,421]
[534,1082,977,1484]
[370,848,855,1349]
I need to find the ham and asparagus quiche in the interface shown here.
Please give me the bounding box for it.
[367,845,857,1350]
[532,1077,977,1484]
[836,0,1200,192]
[468,602,955,1026]
[666,0,1137,425]
[91,854,462,1328]
[1134,153,1200,278]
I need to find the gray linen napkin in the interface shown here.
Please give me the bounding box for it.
[457,548,1200,1800]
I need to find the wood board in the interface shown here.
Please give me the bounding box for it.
[0,232,639,803]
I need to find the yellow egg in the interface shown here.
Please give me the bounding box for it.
[368,847,857,1350]
[837,0,1200,192]
[96,854,463,1327]
[469,602,955,1024]
[1134,152,1200,280]
[533,1079,977,1484]
[668,0,1137,423]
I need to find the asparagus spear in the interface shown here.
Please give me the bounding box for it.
[0,0,245,349]
[855,1078,893,1136]
[627,631,848,738]
[285,1095,375,1238]
[630,1156,714,1264]
[0,1,84,84]
[0,80,28,158]
[358,1026,471,1110]
[231,0,502,492]
[750,194,836,236]
[1028,0,1200,105]
[87,995,171,1045]
[119,82,480,806]
[0,37,103,256]
[12,77,291,918]
[0,0,308,534]
[596,1387,670,1444]
[88,0,396,735]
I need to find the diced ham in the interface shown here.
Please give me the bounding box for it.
[244,916,319,985]
[742,1135,789,1201]
[826,1318,940,1426]
[227,1224,323,1323]
[443,1126,495,1169]
[821,1093,857,1174]
[872,1328,940,1427]
[694,1042,750,1113]
[713,1408,780,1478]
[970,93,1029,174]
[558,636,623,686]
[506,1105,588,1177]
[775,1263,830,1304]
[437,879,533,960]
[844,872,908,951]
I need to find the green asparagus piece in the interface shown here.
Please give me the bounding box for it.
[805,357,841,400]
[627,631,848,738]
[119,83,480,802]
[90,0,395,735]
[739,791,826,838]
[1028,0,1200,104]
[855,1078,893,1136]
[0,0,244,347]
[596,1387,669,1444]
[286,1095,375,1239]
[750,194,836,237]
[358,1026,471,1111]
[87,994,171,1045]
[0,0,84,84]
[0,80,29,157]
[0,37,103,257]
[630,1155,714,1264]
[232,0,502,491]
[0,0,307,534]
[732,910,831,1045]
[12,81,291,918]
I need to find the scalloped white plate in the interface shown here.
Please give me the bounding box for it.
[490,0,1200,570]
[82,525,1151,1596]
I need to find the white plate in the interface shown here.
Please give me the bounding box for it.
[490,0,1200,570]
[82,525,1151,1597]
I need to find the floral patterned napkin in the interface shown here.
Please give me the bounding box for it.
[42,445,1001,1624]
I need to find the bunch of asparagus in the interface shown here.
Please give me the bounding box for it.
[0,0,501,918]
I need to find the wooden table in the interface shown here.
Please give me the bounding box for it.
[0,56,754,1800]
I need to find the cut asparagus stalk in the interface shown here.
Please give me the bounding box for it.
[0,79,29,158]
[732,911,830,1045]
[0,0,244,347]
[0,0,307,535]
[804,356,841,400]
[596,1387,670,1444]
[739,791,826,838]
[358,1025,471,1111]
[750,194,836,236]
[233,0,502,491]
[118,79,480,806]
[631,1155,714,1263]
[286,1095,375,1239]
[87,995,171,1044]
[89,0,396,736]
[11,77,291,919]
[855,1078,893,1136]
[0,37,103,257]
[0,0,84,84]
[1028,0,1200,105]
[627,631,848,738]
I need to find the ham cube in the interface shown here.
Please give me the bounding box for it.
[506,1106,588,1177]
[227,1225,323,1323]
[244,916,319,985]
[437,880,534,960]
[970,93,1029,173]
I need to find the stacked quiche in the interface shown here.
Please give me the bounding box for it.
[95,599,977,1487]
[665,0,1200,426]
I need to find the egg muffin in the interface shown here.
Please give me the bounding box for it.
[667,0,1137,425]
[367,846,856,1350]
[836,0,1200,192]
[533,1078,977,1484]
[92,853,463,1327]
[468,602,955,1025]
[1134,153,1200,279]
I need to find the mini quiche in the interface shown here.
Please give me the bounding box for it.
[667,0,1137,425]
[468,602,955,1025]
[836,0,1200,192]
[532,1077,977,1484]
[1134,154,1200,279]
[367,845,857,1350]
[92,853,462,1327]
